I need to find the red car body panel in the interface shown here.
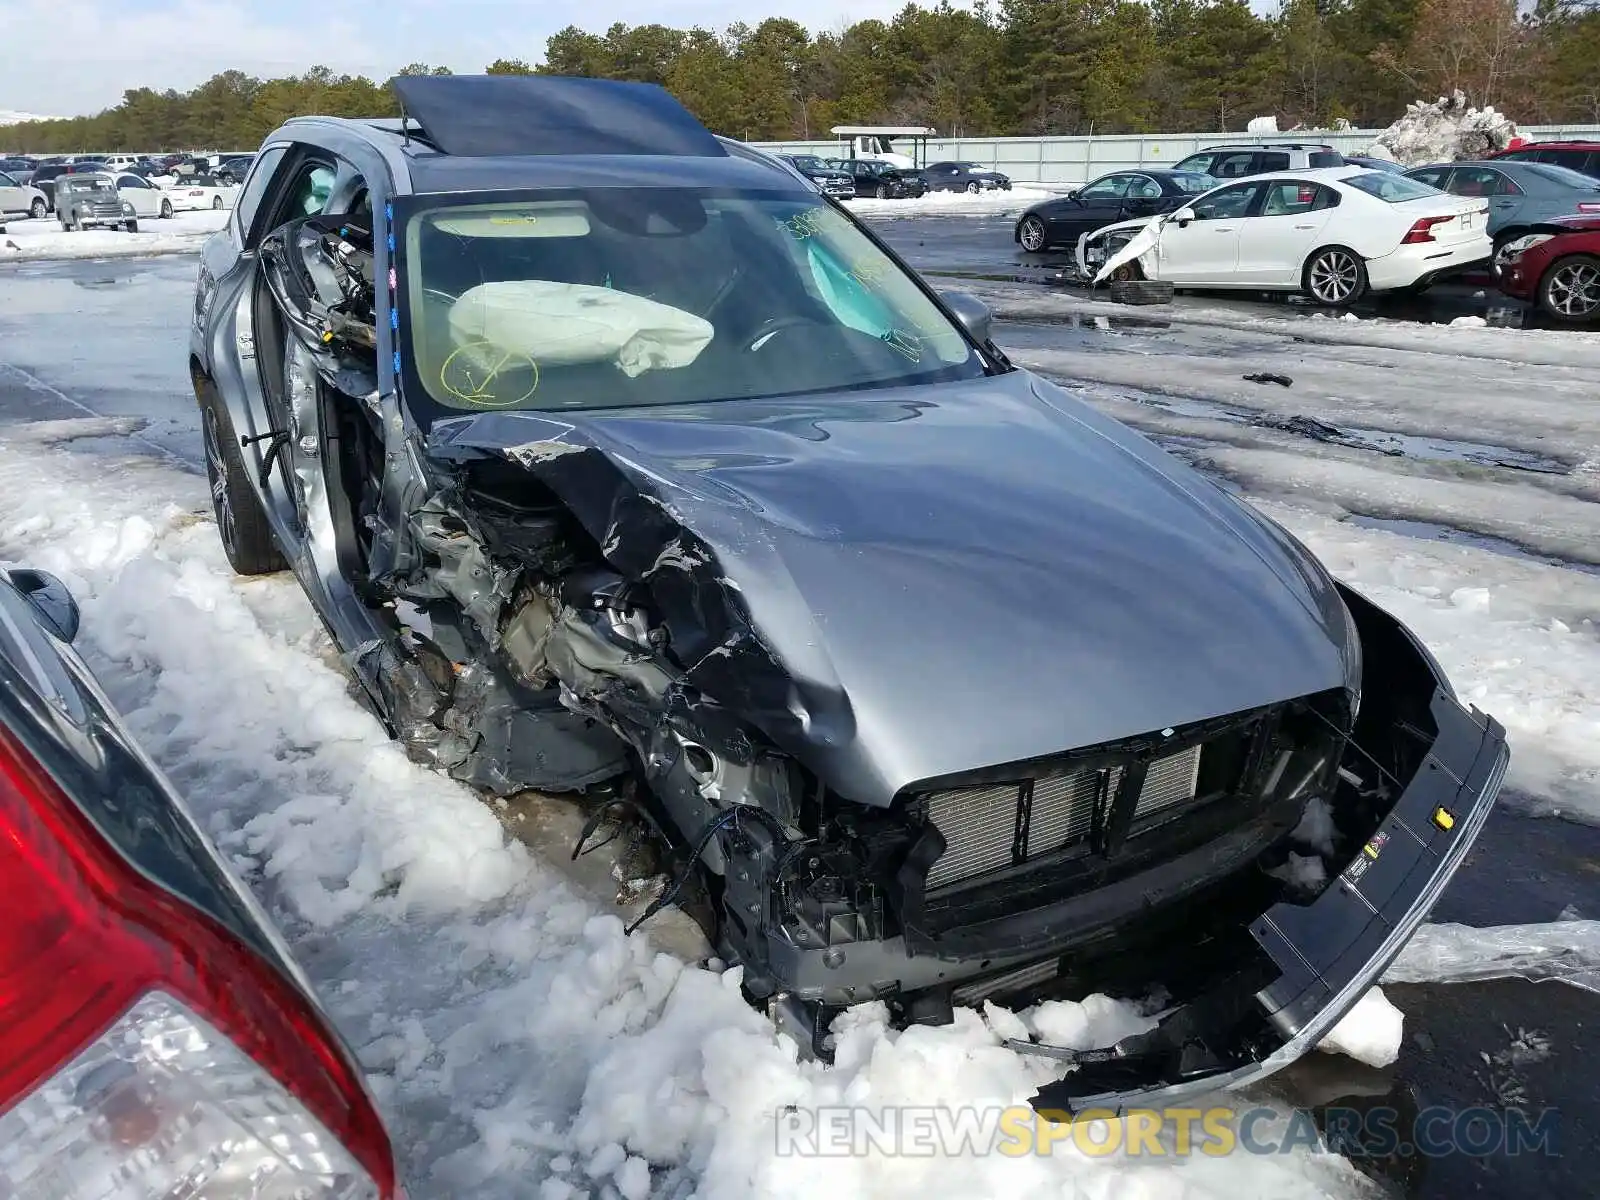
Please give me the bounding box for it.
[1496,214,1600,307]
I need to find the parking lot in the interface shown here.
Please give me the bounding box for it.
[0,197,1596,1198]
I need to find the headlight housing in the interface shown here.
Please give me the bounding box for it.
[121,202,135,215]
[1496,232,1553,262]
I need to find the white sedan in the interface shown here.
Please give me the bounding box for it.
[1078,168,1491,304]
[152,173,238,213]
[113,171,178,219]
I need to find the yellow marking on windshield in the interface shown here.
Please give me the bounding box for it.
[440,340,540,408]
[883,328,923,362]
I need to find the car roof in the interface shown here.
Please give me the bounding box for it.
[1181,143,1336,153]
[1496,141,1600,151]
[274,76,809,198]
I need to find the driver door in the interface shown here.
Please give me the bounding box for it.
[1157,181,1266,284]
[1050,174,1132,244]
[115,173,160,217]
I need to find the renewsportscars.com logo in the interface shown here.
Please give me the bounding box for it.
[774,1104,1559,1159]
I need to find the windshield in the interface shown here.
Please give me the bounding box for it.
[401,188,982,415]
[788,155,826,171]
[62,176,115,195]
[1345,171,1442,202]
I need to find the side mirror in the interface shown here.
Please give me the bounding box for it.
[1066,189,1080,201]
[9,568,81,643]
[940,290,994,346]
[1170,206,1197,227]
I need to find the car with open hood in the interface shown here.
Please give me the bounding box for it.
[188,75,1508,1114]
[831,157,927,199]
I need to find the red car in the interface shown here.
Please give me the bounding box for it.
[1494,213,1600,323]
[1490,140,1600,180]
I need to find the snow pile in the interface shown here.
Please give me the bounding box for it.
[1247,115,1280,134]
[1316,988,1404,1068]
[0,109,53,125]
[0,424,1372,1196]
[1371,91,1518,165]
[844,186,1055,218]
[0,209,227,261]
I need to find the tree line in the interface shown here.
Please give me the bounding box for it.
[7,0,1600,154]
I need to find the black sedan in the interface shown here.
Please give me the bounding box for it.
[778,153,856,199]
[1015,169,1216,251]
[832,157,927,199]
[923,160,1012,193]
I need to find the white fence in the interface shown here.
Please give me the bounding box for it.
[754,125,1600,187]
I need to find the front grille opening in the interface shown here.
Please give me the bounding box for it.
[920,742,1206,891]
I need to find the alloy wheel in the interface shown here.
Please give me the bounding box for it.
[966,181,981,194]
[29,198,45,218]
[1308,250,1360,304]
[1545,259,1600,319]
[1019,217,1046,252]
[202,404,237,555]
[160,199,172,219]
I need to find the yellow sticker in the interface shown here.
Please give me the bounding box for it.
[440,340,539,408]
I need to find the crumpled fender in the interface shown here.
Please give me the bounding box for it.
[1092,215,1165,286]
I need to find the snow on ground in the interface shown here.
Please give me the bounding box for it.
[0,209,229,261]
[843,187,1056,219]
[0,422,1372,1197]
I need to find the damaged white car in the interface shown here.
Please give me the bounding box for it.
[1078,168,1491,305]
[189,76,1508,1114]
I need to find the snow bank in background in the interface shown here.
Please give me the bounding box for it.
[844,186,1055,218]
[1317,989,1403,1068]
[0,210,228,261]
[1372,91,1518,165]
[0,425,1369,1197]
[1247,115,1280,134]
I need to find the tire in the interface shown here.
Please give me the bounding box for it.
[212,195,224,210]
[1018,215,1048,252]
[1109,279,1175,306]
[198,382,286,575]
[875,183,890,199]
[1302,246,1367,305]
[29,197,45,219]
[125,220,138,233]
[160,199,172,219]
[1537,253,1600,324]
[966,180,981,194]
[69,211,81,232]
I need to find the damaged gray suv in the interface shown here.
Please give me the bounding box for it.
[190,75,1508,1113]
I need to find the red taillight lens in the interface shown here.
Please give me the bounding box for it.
[0,724,394,1196]
[1578,201,1600,213]
[1402,215,1454,244]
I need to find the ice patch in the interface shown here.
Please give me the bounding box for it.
[1317,987,1404,1068]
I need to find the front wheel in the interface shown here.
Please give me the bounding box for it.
[124,219,138,232]
[1537,254,1600,323]
[875,183,890,199]
[966,180,981,194]
[29,197,45,218]
[1303,246,1367,305]
[212,194,224,210]
[160,198,173,219]
[198,383,286,576]
[1018,215,1048,252]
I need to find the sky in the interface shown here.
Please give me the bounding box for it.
[0,0,930,118]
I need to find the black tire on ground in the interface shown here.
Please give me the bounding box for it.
[1536,253,1600,324]
[69,211,81,232]
[197,381,286,575]
[29,197,45,218]
[1302,245,1368,305]
[1017,215,1047,252]
[1109,279,1175,305]
[125,220,138,232]
[875,183,890,199]
[160,198,173,219]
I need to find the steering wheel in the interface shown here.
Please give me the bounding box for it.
[742,315,820,352]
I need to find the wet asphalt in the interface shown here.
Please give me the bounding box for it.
[1,234,1597,1199]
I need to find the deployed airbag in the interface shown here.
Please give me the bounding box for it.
[447,281,714,378]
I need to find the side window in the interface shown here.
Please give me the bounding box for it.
[1311,185,1341,211]
[1450,167,1513,197]
[1174,153,1214,174]
[1080,174,1130,199]
[1586,152,1600,178]
[1498,149,1537,162]
[1210,152,1257,179]
[1308,151,1343,167]
[1495,171,1524,196]
[1259,181,1320,216]
[1408,167,1450,190]
[0,172,14,187]
[233,145,288,240]
[1127,175,1163,200]
[1191,182,1263,220]
[1255,152,1291,172]
[288,164,336,216]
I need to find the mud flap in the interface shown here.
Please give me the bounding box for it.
[1020,687,1508,1114]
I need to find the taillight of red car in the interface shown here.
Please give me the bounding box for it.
[1578,201,1600,213]
[1401,215,1455,244]
[0,724,396,1198]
